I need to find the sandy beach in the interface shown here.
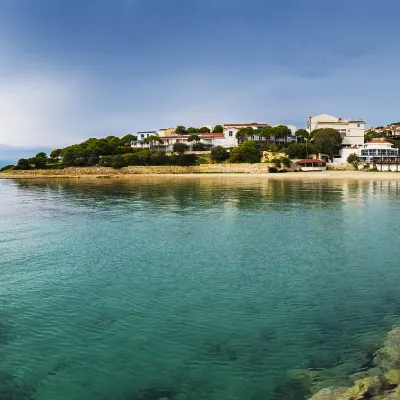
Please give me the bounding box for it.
[2,170,400,180]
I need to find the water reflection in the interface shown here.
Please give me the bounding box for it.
[7,177,400,214]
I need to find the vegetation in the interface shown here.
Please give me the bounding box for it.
[177,126,214,134]
[313,128,342,157]
[210,146,229,162]
[187,134,200,144]
[213,125,224,133]
[0,164,14,172]
[229,140,260,163]
[15,134,199,170]
[172,142,189,155]
[347,153,361,170]
[365,130,386,142]
[142,135,164,150]
[287,143,317,158]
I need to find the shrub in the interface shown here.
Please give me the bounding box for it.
[268,167,278,173]
[192,142,206,151]
[211,146,229,162]
[0,165,14,172]
[111,155,125,169]
[229,141,260,163]
[173,142,189,155]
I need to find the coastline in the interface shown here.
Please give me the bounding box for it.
[3,166,400,180]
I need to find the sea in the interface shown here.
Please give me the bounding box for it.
[1,176,400,400]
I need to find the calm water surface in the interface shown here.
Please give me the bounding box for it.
[1,177,400,400]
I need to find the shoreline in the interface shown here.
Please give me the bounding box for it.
[3,170,400,180]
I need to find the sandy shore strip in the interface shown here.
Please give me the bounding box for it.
[3,170,400,180]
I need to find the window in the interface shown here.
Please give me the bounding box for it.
[229,131,233,137]
[357,124,360,128]
[141,134,144,138]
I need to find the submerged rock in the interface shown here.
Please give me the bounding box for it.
[309,387,348,400]
[374,328,400,371]
[0,371,36,400]
[343,376,383,399]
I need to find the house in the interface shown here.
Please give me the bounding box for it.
[296,159,327,171]
[160,133,225,151]
[359,139,400,171]
[157,128,176,137]
[223,123,270,147]
[131,131,159,149]
[308,114,365,146]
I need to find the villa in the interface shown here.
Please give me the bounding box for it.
[359,139,400,171]
[308,114,365,147]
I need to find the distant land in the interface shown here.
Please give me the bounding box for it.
[0,145,52,168]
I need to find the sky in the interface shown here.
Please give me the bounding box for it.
[1,0,400,161]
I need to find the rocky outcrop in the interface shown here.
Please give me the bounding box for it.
[309,328,400,400]
[3,164,274,177]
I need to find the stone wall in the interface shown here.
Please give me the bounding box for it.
[6,164,272,177]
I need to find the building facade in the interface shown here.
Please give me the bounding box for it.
[308,114,365,146]
[223,123,270,147]
[157,128,176,137]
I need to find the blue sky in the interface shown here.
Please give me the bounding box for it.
[0,0,399,159]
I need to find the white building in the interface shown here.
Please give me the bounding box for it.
[332,139,400,170]
[359,139,399,170]
[223,123,296,147]
[131,132,225,151]
[308,114,365,146]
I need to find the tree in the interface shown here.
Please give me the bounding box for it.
[272,125,292,143]
[111,155,125,169]
[213,125,224,133]
[347,153,361,170]
[186,127,199,133]
[175,126,187,135]
[142,135,164,150]
[199,126,211,133]
[17,158,31,170]
[259,126,274,143]
[173,142,188,155]
[287,143,316,158]
[120,134,136,146]
[236,127,255,141]
[211,146,229,162]
[50,149,63,159]
[187,134,200,143]
[229,140,260,163]
[313,128,342,157]
[295,129,309,142]
[29,152,47,169]
[192,142,205,151]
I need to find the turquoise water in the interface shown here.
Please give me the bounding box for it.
[2,177,400,400]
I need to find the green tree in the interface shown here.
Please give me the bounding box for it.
[259,126,274,143]
[187,134,200,143]
[17,158,31,170]
[211,146,229,162]
[287,143,317,158]
[120,134,137,146]
[192,142,205,151]
[213,125,224,133]
[229,140,260,163]
[175,126,187,135]
[236,127,255,141]
[347,153,361,170]
[142,135,164,150]
[111,155,125,169]
[295,129,309,142]
[187,127,199,133]
[272,125,292,143]
[173,142,189,155]
[199,126,211,133]
[313,128,342,157]
[50,149,63,159]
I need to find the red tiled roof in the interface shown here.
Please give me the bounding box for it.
[368,139,391,144]
[223,123,269,127]
[297,159,326,164]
